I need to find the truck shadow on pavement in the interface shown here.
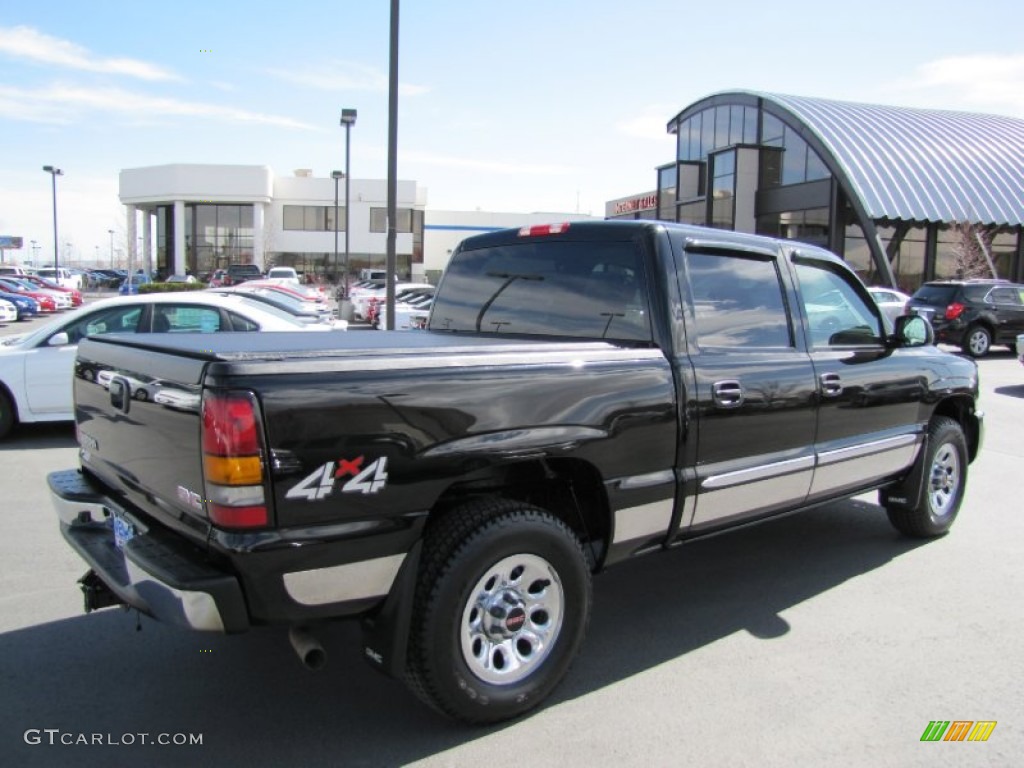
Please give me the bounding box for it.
[0,422,77,451]
[1,499,925,767]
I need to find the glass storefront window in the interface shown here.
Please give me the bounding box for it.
[677,118,692,161]
[781,127,808,186]
[711,150,736,230]
[756,208,829,248]
[991,230,1017,279]
[759,147,782,188]
[729,105,744,146]
[370,208,413,233]
[806,147,830,181]
[700,109,714,160]
[689,112,702,160]
[843,222,878,286]
[876,224,926,291]
[677,200,705,226]
[714,106,729,150]
[762,112,784,146]
[743,106,758,144]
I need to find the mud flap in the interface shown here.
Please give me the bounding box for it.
[360,540,422,679]
[879,433,930,511]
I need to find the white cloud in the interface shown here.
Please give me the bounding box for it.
[887,53,1024,117]
[0,83,319,129]
[267,60,429,96]
[0,25,181,81]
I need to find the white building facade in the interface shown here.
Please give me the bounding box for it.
[120,163,596,283]
[119,164,425,281]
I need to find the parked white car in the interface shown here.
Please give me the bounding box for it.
[0,292,334,439]
[352,282,433,321]
[868,287,912,325]
[0,298,17,324]
[36,266,83,290]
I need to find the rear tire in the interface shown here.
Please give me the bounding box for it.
[963,325,991,357]
[0,390,14,439]
[405,498,591,724]
[885,417,968,538]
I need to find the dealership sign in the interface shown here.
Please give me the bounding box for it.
[613,195,657,215]
[0,236,24,248]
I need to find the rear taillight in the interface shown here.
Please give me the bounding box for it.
[201,391,268,528]
[945,302,966,320]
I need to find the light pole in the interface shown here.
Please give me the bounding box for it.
[331,170,343,291]
[340,108,357,301]
[108,229,114,269]
[42,165,63,270]
[30,239,37,265]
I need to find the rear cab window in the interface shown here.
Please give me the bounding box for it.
[429,240,653,343]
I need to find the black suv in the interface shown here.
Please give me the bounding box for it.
[224,264,263,286]
[907,279,1024,357]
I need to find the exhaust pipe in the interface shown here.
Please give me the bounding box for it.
[289,627,327,671]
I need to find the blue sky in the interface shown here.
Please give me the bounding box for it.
[1,0,1021,265]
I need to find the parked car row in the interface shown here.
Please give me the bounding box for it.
[0,289,347,439]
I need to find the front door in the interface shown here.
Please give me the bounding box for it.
[676,247,818,533]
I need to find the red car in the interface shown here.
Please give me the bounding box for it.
[21,275,84,306]
[0,278,57,312]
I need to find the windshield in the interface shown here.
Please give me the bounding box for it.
[429,240,652,342]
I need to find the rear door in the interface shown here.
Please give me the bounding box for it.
[987,286,1024,345]
[674,243,817,533]
[789,251,925,501]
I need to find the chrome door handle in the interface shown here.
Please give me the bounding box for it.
[712,380,744,408]
[820,372,843,397]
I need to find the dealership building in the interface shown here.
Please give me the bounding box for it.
[119,164,593,282]
[608,91,1024,291]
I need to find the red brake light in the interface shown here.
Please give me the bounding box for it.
[208,503,268,528]
[945,302,966,320]
[518,222,571,237]
[203,394,260,455]
[201,391,268,529]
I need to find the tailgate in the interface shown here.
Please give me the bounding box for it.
[75,335,213,545]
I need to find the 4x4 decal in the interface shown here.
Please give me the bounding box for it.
[285,456,389,500]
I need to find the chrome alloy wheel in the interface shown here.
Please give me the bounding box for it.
[460,553,564,686]
[928,441,961,517]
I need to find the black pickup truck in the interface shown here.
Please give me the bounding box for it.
[50,221,982,723]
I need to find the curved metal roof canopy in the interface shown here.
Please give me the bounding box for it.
[727,92,1024,227]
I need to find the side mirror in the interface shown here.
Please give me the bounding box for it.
[47,332,70,347]
[893,314,933,347]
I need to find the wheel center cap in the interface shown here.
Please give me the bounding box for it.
[482,589,526,638]
[505,607,527,633]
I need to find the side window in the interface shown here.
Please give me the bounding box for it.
[227,312,260,332]
[793,261,883,347]
[67,306,143,342]
[685,251,793,348]
[989,287,1021,305]
[153,305,223,333]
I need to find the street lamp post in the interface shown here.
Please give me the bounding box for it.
[331,170,343,291]
[108,229,114,269]
[30,240,37,265]
[42,165,63,270]
[340,108,357,301]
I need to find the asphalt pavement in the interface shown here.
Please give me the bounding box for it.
[0,311,1021,767]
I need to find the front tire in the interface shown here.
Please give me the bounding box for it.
[885,417,968,538]
[963,325,991,357]
[405,498,592,724]
[0,389,15,439]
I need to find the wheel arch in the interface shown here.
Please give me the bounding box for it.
[0,378,21,434]
[426,457,611,570]
[932,395,981,463]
